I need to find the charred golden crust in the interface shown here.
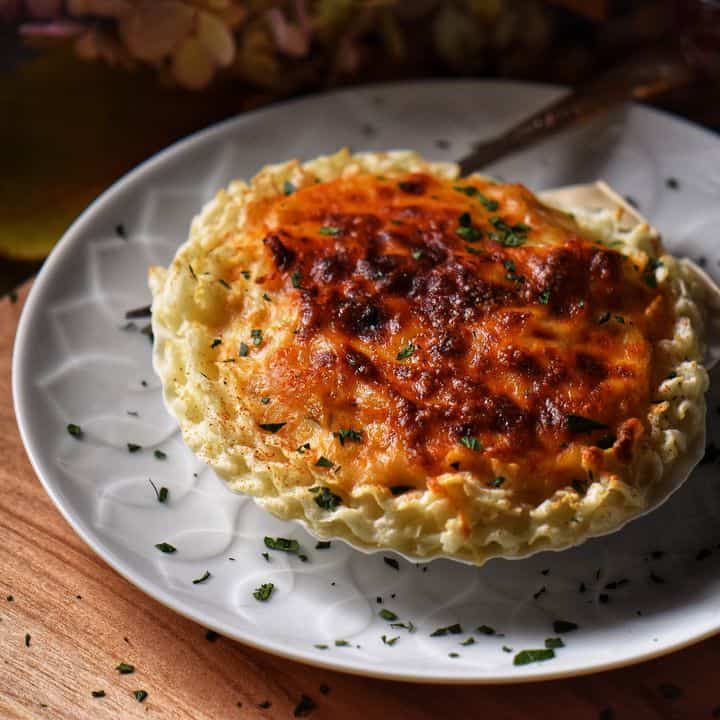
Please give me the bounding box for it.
[248,172,673,504]
[150,150,709,564]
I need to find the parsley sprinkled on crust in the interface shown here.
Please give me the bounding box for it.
[259,422,286,433]
[310,486,342,510]
[460,436,482,452]
[334,428,363,446]
[396,343,415,361]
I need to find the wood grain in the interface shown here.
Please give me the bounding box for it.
[1,282,720,720]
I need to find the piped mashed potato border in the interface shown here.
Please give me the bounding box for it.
[150,150,712,565]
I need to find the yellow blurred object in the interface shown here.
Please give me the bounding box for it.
[0,48,255,260]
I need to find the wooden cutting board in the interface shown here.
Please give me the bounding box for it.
[1,282,719,719]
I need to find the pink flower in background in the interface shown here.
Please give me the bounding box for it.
[266,0,310,58]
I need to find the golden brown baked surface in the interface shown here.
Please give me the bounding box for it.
[150,150,708,564]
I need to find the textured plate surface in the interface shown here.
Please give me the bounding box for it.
[13,81,720,683]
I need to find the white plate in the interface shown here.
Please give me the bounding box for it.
[13,81,720,683]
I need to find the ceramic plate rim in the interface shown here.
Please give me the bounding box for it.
[12,79,720,683]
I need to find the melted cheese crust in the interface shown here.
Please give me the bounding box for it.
[150,150,709,564]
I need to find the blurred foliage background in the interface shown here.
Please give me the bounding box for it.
[1,0,719,296]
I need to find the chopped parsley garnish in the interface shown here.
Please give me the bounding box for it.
[615,315,625,324]
[460,637,475,646]
[238,342,249,357]
[411,249,423,260]
[293,694,316,717]
[334,640,351,647]
[456,212,482,241]
[24,633,31,647]
[390,621,416,633]
[260,397,270,405]
[390,485,414,495]
[310,486,342,510]
[538,289,551,304]
[116,662,135,674]
[572,478,588,495]
[205,630,219,641]
[259,422,286,433]
[488,217,529,247]
[149,479,168,503]
[476,625,495,635]
[297,443,310,453]
[382,635,399,646]
[264,537,300,554]
[211,338,222,348]
[240,270,251,279]
[513,648,555,665]
[291,272,302,288]
[448,652,460,658]
[153,449,167,460]
[263,293,272,302]
[192,570,211,585]
[314,644,329,650]
[334,427,363,446]
[283,180,296,196]
[595,434,616,449]
[155,542,176,554]
[127,443,142,453]
[218,278,231,289]
[314,456,334,468]
[253,582,275,601]
[315,541,331,550]
[133,690,148,702]
[188,264,197,280]
[262,552,270,562]
[545,637,564,649]
[566,415,608,433]
[396,343,415,361]
[125,305,152,319]
[379,608,398,621]
[91,690,106,698]
[319,225,341,236]
[453,185,499,211]
[430,623,463,637]
[465,245,484,255]
[67,423,83,439]
[383,557,399,571]
[489,476,505,488]
[251,328,263,346]
[459,436,482,452]
[552,619,579,633]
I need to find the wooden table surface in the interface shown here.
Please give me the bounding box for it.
[2,283,720,720]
